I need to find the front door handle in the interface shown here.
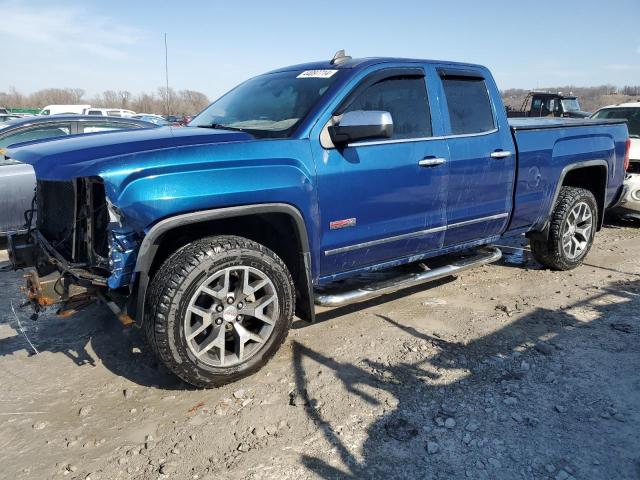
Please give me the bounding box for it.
[418,157,446,167]
[490,150,513,159]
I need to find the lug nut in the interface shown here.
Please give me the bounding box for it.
[237,302,243,309]
[237,315,243,322]
[216,304,224,312]
[214,317,223,325]
[227,296,235,304]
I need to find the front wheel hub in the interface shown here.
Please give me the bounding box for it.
[183,266,279,367]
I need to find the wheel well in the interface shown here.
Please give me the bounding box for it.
[561,165,607,229]
[148,212,314,322]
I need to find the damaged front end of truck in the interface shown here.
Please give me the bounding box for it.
[9,177,141,325]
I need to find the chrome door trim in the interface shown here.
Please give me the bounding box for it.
[447,212,509,229]
[324,213,509,256]
[347,128,499,148]
[324,225,447,256]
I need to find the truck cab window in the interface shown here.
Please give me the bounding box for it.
[442,77,495,135]
[344,76,432,140]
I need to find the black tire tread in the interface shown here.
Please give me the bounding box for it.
[144,235,294,388]
[530,186,597,270]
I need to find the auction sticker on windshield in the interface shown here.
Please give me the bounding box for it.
[296,70,338,78]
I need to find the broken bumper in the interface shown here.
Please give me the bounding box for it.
[7,230,132,323]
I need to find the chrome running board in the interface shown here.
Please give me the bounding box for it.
[314,246,502,308]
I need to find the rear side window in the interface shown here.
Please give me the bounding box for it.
[344,76,432,140]
[442,77,494,135]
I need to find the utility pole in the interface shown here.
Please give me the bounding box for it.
[164,33,170,116]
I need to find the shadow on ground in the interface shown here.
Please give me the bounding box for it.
[291,279,640,479]
[0,299,184,389]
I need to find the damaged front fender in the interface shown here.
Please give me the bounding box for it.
[107,228,140,289]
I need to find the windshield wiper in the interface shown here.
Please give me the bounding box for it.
[196,123,248,133]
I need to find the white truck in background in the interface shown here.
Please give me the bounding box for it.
[39,105,91,115]
[84,108,136,117]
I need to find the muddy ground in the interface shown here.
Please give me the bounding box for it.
[0,221,639,480]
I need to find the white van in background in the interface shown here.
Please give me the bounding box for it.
[84,108,136,117]
[39,105,92,115]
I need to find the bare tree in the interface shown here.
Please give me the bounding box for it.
[101,90,119,107]
[157,86,177,116]
[179,89,209,115]
[118,90,131,109]
[1,86,211,115]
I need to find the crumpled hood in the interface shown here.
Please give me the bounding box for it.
[5,126,253,180]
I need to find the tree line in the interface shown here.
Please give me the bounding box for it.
[502,85,640,113]
[0,86,211,116]
[3,84,640,117]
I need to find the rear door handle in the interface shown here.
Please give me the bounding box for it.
[490,150,513,159]
[418,157,446,167]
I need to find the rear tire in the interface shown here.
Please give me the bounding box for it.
[530,186,597,270]
[145,235,294,388]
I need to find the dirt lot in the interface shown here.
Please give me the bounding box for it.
[0,222,639,480]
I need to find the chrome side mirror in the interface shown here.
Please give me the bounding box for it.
[329,110,393,146]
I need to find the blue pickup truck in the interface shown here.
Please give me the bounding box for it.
[5,52,630,387]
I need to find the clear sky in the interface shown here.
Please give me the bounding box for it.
[1,0,639,99]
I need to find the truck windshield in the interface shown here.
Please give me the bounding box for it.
[591,108,640,137]
[190,70,342,138]
[561,98,580,112]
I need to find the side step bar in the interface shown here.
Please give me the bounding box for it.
[314,246,502,308]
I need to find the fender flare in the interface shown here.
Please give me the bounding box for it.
[528,159,608,240]
[128,203,315,324]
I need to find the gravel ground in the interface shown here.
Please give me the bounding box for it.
[0,221,638,480]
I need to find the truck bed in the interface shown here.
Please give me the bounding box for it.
[507,118,629,233]
[509,117,627,131]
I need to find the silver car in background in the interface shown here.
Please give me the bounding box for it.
[591,102,640,218]
[0,157,35,234]
[0,115,158,235]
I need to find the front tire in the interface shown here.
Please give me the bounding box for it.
[145,235,294,388]
[530,186,597,270]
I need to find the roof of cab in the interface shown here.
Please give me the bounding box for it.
[267,57,486,74]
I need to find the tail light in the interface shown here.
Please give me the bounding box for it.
[624,138,631,172]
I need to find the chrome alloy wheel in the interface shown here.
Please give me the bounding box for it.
[184,266,279,367]
[561,201,593,260]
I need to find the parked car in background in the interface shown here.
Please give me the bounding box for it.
[0,115,158,235]
[5,54,628,387]
[592,102,640,218]
[39,104,92,115]
[132,114,172,126]
[84,108,136,117]
[507,92,590,118]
